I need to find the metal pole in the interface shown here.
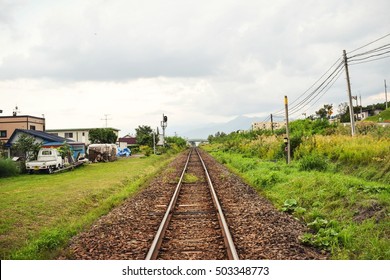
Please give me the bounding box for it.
[284,96,291,164]
[270,114,274,134]
[161,114,168,147]
[343,50,356,136]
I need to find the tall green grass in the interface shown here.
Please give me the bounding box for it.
[295,135,390,183]
[208,127,390,184]
[204,148,390,259]
[0,158,20,178]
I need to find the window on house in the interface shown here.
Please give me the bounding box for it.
[30,125,36,130]
[65,132,74,138]
[0,130,7,138]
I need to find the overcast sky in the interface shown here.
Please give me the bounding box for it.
[1,0,389,137]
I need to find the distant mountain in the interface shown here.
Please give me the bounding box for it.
[182,115,260,139]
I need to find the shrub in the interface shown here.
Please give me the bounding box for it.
[140,145,152,157]
[298,153,328,171]
[0,158,20,178]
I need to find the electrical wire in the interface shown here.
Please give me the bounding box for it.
[349,43,390,59]
[347,32,390,54]
[349,50,390,63]
[289,66,344,116]
[288,61,344,114]
[290,65,344,118]
[256,33,390,124]
[350,54,390,65]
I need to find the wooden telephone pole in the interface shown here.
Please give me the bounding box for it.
[343,50,356,136]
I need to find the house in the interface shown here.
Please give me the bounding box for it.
[118,134,137,149]
[0,115,45,143]
[354,111,370,121]
[4,129,84,159]
[45,127,120,145]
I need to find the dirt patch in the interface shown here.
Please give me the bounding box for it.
[353,201,386,223]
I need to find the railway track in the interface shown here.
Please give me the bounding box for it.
[145,148,239,260]
[66,148,326,260]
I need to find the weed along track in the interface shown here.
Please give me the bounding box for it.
[64,149,326,260]
[146,148,238,260]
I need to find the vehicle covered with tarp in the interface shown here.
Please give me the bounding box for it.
[87,144,117,162]
[117,147,131,157]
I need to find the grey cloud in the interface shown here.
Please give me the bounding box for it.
[0,45,220,80]
[1,0,389,117]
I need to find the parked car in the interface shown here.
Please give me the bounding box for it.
[26,148,64,174]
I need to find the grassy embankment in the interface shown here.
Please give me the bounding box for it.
[364,108,390,122]
[0,153,177,259]
[203,130,390,259]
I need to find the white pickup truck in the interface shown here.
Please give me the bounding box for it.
[26,148,64,174]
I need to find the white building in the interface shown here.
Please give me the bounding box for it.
[46,128,120,145]
[252,122,285,131]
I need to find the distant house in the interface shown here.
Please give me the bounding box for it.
[355,111,370,121]
[118,134,137,149]
[4,129,84,159]
[46,127,120,145]
[0,115,45,143]
[252,121,285,131]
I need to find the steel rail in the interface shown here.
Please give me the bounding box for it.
[145,147,239,260]
[145,148,192,260]
[195,148,239,260]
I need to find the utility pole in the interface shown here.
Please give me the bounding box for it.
[284,96,291,164]
[385,79,388,109]
[270,114,274,134]
[101,114,111,128]
[343,50,356,136]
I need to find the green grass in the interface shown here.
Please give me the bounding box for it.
[203,147,390,259]
[183,173,200,183]
[0,154,177,259]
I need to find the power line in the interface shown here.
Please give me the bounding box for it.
[349,43,390,59]
[288,61,344,115]
[347,32,390,54]
[258,33,390,124]
[289,57,343,107]
[350,54,390,66]
[349,49,390,63]
[268,56,343,118]
[290,65,344,118]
